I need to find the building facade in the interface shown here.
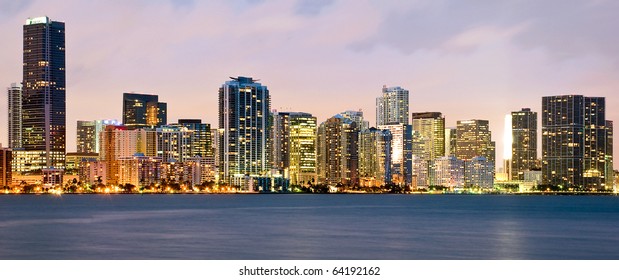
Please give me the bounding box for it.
[8,83,22,149]
[99,125,157,185]
[218,76,271,186]
[22,16,66,171]
[430,155,464,189]
[376,85,409,126]
[542,95,613,189]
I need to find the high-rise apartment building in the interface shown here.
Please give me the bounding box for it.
[177,119,212,158]
[358,128,392,187]
[606,121,614,188]
[376,85,409,126]
[272,112,317,185]
[455,120,496,165]
[542,95,613,189]
[76,120,96,153]
[123,93,167,129]
[411,112,445,161]
[8,83,22,149]
[22,16,66,170]
[511,108,538,180]
[317,115,359,186]
[218,76,271,186]
[340,110,369,131]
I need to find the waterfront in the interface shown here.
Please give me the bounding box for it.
[1,194,618,259]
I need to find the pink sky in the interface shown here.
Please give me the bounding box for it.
[0,0,618,169]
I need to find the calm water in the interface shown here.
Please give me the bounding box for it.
[0,194,618,259]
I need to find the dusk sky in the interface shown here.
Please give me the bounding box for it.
[0,0,617,169]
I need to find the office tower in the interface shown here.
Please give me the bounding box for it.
[340,110,369,131]
[22,16,66,170]
[123,93,167,129]
[76,120,97,153]
[430,155,464,189]
[317,115,359,186]
[8,83,22,149]
[464,156,494,189]
[272,112,317,185]
[542,95,612,189]
[156,125,193,163]
[99,125,157,185]
[445,128,456,156]
[377,123,412,185]
[511,108,538,180]
[376,85,409,126]
[411,112,445,161]
[1,146,12,187]
[456,120,496,164]
[218,76,271,186]
[177,119,212,158]
[358,128,392,186]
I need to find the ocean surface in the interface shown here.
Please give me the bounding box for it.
[0,194,618,260]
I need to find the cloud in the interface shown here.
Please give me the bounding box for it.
[295,0,335,16]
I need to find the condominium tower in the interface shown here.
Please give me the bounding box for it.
[218,76,271,186]
[8,83,22,149]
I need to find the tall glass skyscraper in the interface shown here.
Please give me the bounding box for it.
[22,16,66,170]
[218,76,271,186]
[542,95,612,189]
[317,115,359,186]
[376,85,409,126]
[123,93,167,129]
[7,83,22,149]
[511,108,538,180]
[272,112,317,185]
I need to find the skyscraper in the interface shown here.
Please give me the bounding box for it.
[272,112,317,185]
[123,93,167,129]
[76,120,96,153]
[411,112,445,161]
[511,108,538,180]
[316,115,359,186]
[218,76,271,187]
[542,95,612,189]
[8,83,22,149]
[376,85,409,126]
[22,16,66,170]
[455,120,496,164]
[99,125,157,185]
[340,110,369,131]
[445,128,456,156]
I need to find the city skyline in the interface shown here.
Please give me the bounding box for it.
[1,1,618,169]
